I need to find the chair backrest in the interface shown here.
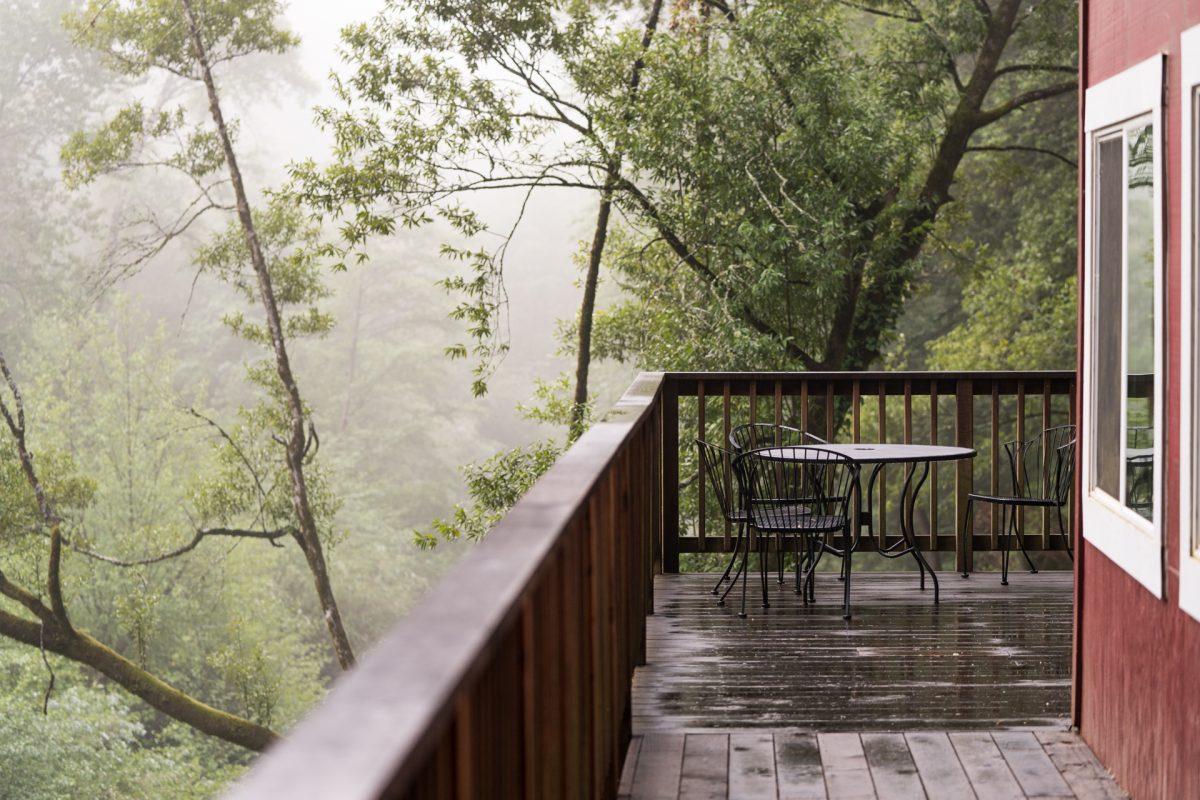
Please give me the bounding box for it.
[1005,424,1076,505]
[737,446,859,531]
[696,439,741,521]
[728,423,826,453]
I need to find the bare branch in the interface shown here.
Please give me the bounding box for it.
[966,144,1076,168]
[993,63,1077,78]
[834,1,921,22]
[62,526,296,567]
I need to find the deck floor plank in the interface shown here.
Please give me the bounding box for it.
[904,732,976,800]
[992,732,1073,799]
[728,733,778,799]
[818,734,877,800]
[680,734,729,800]
[631,733,686,800]
[949,732,1025,800]
[775,733,827,800]
[861,733,925,800]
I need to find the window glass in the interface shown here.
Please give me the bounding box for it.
[1094,135,1123,498]
[1125,124,1155,519]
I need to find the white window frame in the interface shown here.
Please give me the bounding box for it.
[1179,27,1200,620]
[1081,54,1165,598]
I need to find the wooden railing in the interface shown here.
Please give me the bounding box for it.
[662,371,1076,575]
[226,369,1074,799]
[227,373,665,800]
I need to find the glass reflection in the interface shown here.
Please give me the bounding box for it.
[1125,124,1155,520]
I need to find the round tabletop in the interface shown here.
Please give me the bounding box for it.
[754,443,976,464]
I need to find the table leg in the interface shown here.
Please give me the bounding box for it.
[904,460,939,603]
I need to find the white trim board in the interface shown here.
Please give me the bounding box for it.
[1081,54,1165,598]
[1179,26,1200,621]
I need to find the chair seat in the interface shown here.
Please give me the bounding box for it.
[751,511,847,534]
[967,492,1060,508]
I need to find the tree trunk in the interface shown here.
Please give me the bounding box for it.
[571,177,613,439]
[569,0,663,436]
[181,0,355,671]
[0,605,278,751]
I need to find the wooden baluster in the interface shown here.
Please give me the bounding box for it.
[750,379,758,426]
[697,381,706,550]
[662,379,679,573]
[1017,380,1026,540]
[1068,379,1077,553]
[1042,379,1052,551]
[852,379,861,443]
[775,380,783,433]
[723,382,732,549]
[991,384,1000,549]
[800,381,809,433]
[825,382,835,441]
[930,381,939,551]
[956,379,974,575]
[878,382,887,545]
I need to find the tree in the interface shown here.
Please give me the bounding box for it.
[0,351,279,751]
[63,0,355,670]
[299,0,1077,389]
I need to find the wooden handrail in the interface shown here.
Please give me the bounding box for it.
[227,372,665,799]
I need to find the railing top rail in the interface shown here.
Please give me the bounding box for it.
[226,371,665,800]
[663,370,1075,380]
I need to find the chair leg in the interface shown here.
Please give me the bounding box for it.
[777,532,785,585]
[760,534,770,608]
[842,523,853,620]
[738,531,752,617]
[717,535,746,608]
[1058,506,1073,562]
[960,498,975,579]
[794,534,804,597]
[1014,511,1038,574]
[712,523,744,595]
[808,537,819,603]
[1001,505,1011,586]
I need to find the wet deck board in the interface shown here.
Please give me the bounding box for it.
[619,731,1124,800]
[633,571,1073,733]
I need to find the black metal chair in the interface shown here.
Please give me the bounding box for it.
[959,424,1076,585]
[728,423,828,585]
[736,447,860,619]
[696,439,751,603]
[729,422,827,453]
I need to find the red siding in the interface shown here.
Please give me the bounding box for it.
[1082,2,1200,798]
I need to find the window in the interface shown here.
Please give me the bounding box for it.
[1179,27,1200,620]
[1081,55,1164,597]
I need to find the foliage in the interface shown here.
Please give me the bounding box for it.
[413,439,562,548]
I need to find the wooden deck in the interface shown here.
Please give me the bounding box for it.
[618,730,1124,799]
[634,571,1073,732]
[622,571,1126,798]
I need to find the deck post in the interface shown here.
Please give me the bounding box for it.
[662,378,680,573]
[956,380,975,574]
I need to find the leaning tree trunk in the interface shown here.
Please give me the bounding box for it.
[181,0,355,671]
[569,0,664,436]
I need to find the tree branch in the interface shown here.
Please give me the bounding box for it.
[966,144,1076,168]
[61,526,296,567]
[975,80,1077,126]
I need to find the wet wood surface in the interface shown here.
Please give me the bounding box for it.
[618,731,1125,799]
[634,571,1073,732]
[622,572,1125,798]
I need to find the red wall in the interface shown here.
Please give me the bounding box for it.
[1081,2,1200,798]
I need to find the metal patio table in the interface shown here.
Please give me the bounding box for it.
[756,443,976,606]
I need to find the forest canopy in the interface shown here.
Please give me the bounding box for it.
[0,0,1076,796]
